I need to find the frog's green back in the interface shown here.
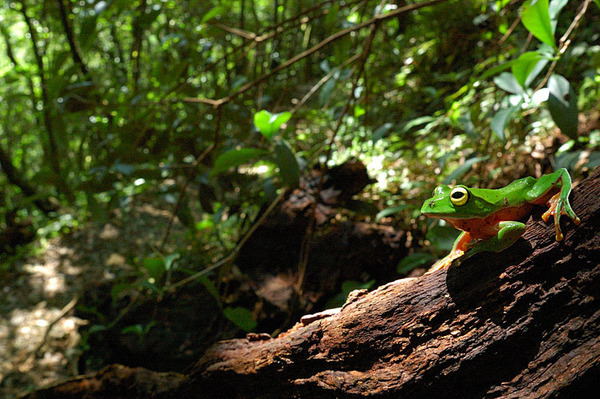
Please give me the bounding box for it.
[469,176,537,208]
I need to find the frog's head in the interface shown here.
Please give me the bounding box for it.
[421,185,493,219]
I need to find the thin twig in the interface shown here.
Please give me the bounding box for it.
[167,189,287,292]
[498,15,521,46]
[295,12,383,292]
[534,0,592,92]
[290,53,362,114]
[163,0,365,103]
[159,143,215,251]
[179,0,450,108]
[32,297,78,358]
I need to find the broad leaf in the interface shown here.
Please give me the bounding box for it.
[143,257,165,280]
[511,52,544,88]
[375,204,414,222]
[426,223,461,251]
[210,148,269,177]
[319,78,336,106]
[274,140,300,188]
[254,110,292,140]
[547,75,578,139]
[491,102,522,142]
[201,6,226,24]
[443,156,490,184]
[522,0,557,49]
[397,252,435,274]
[524,57,549,88]
[223,307,256,332]
[494,72,524,94]
[325,280,375,309]
[372,122,394,143]
[549,0,569,29]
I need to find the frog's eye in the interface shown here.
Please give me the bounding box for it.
[450,187,469,206]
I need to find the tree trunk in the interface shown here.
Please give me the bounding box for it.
[0,144,58,215]
[22,167,600,398]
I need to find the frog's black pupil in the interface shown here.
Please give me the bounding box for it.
[452,191,464,199]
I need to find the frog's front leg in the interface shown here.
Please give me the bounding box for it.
[464,221,527,259]
[427,231,472,272]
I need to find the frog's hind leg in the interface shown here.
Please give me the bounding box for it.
[532,168,581,241]
[542,191,581,241]
[465,221,527,258]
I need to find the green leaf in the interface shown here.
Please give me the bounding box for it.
[354,105,366,118]
[254,110,291,140]
[443,156,490,184]
[493,72,524,94]
[522,0,557,49]
[524,57,549,87]
[479,60,514,81]
[319,78,336,106]
[79,15,99,50]
[163,253,180,271]
[89,324,108,334]
[198,275,220,303]
[375,204,413,222]
[110,282,132,302]
[113,162,135,175]
[274,140,300,188]
[397,252,435,274]
[210,148,269,177]
[325,280,375,308]
[457,109,477,139]
[401,116,436,133]
[426,223,461,251]
[143,257,165,280]
[491,102,522,142]
[549,0,568,20]
[223,307,256,332]
[372,122,394,143]
[201,6,227,23]
[547,75,578,139]
[511,52,544,88]
[121,324,144,336]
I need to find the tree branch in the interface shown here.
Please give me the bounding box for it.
[179,0,450,108]
[19,0,72,201]
[56,0,90,78]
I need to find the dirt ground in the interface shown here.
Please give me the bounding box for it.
[0,201,184,399]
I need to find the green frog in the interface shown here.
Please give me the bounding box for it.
[421,168,581,270]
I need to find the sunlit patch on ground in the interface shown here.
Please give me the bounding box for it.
[0,304,84,397]
[0,203,185,398]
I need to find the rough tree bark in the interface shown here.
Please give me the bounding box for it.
[22,167,600,399]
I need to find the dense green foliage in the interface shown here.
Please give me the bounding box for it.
[1,0,599,314]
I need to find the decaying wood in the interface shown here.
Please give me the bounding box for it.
[20,364,186,399]
[184,167,600,398]
[21,168,600,399]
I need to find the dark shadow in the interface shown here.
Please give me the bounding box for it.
[445,238,533,326]
[410,238,542,399]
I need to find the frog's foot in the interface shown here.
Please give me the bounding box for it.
[541,192,581,241]
[426,249,465,273]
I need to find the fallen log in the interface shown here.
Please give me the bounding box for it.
[21,167,600,398]
[185,166,600,398]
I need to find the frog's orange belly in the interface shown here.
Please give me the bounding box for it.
[443,205,534,240]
